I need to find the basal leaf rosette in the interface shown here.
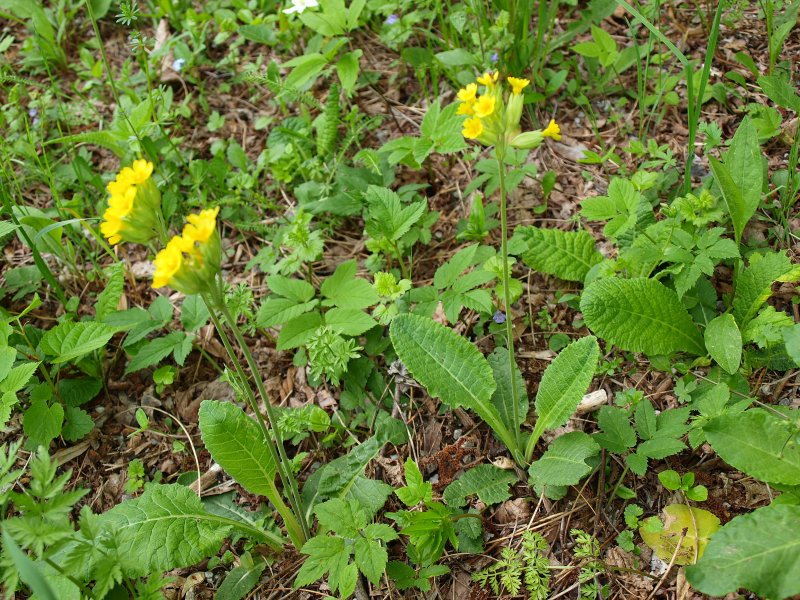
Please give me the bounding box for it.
[153,207,222,295]
[455,72,562,150]
[100,159,163,245]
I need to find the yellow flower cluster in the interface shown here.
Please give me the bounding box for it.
[455,72,562,150]
[153,207,221,293]
[100,160,161,245]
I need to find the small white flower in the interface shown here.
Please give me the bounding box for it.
[283,0,318,14]
[172,58,186,72]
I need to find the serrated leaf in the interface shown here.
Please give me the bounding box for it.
[758,74,800,112]
[364,186,426,243]
[581,278,705,355]
[320,261,379,309]
[256,298,317,329]
[0,362,39,394]
[95,263,124,322]
[511,226,603,283]
[276,311,323,350]
[354,536,388,584]
[40,321,116,364]
[324,308,377,336]
[267,275,315,303]
[315,498,366,538]
[62,406,94,442]
[686,504,800,599]
[56,378,102,407]
[434,244,479,289]
[732,251,799,328]
[125,332,188,374]
[180,295,210,332]
[531,336,599,444]
[100,484,230,577]
[294,536,347,588]
[594,406,636,453]
[23,400,63,448]
[704,314,742,373]
[704,409,800,485]
[442,464,517,507]
[528,432,599,487]
[389,314,520,455]
[396,458,432,506]
[198,400,277,496]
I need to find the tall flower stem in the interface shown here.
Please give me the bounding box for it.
[203,287,309,546]
[495,143,522,452]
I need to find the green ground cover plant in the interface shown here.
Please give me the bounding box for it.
[1,0,800,598]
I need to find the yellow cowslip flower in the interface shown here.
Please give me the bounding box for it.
[542,119,562,140]
[456,102,475,116]
[473,95,496,118]
[457,83,477,103]
[100,159,163,246]
[477,71,498,87]
[129,159,154,184]
[183,207,220,243]
[507,76,529,95]
[152,207,222,294]
[462,117,483,139]
[153,240,184,288]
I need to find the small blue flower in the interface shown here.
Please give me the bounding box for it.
[493,310,506,324]
[385,13,399,25]
[28,108,38,118]
[172,58,186,72]
[490,52,499,63]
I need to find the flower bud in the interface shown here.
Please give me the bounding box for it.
[509,130,544,150]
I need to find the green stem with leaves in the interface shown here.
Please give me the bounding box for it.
[202,287,309,547]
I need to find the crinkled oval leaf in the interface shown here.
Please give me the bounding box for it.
[704,313,742,374]
[581,278,704,355]
[686,504,800,599]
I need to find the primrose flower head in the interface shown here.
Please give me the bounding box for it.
[152,207,222,294]
[477,71,499,87]
[473,95,496,119]
[542,119,562,141]
[462,117,484,140]
[507,76,529,95]
[100,160,162,246]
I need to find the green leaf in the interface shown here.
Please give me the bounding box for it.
[256,298,317,329]
[389,315,519,455]
[510,226,603,283]
[594,406,636,453]
[198,400,277,496]
[758,74,800,113]
[435,48,478,66]
[181,295,210,332]
[40,321,116,364]
[581,278,705,355]
[320,261,379,309]
[487,347,529,436]
[442,464,517,507]
[732,251,799,328]
[528,432,599,487]
[294,535,347,589]
[284,53,329,89]
[57,378,102,407]
[0,362,39,394]
[704,409,800,485]
[336,50,361,92]
[125,332,189,374]
[22,400,63,448]
[710,117,762,245]
[530,336,600,444]
[61,406,94,442]
[704,314,742,373]
[686,504,800,599]
[354,536,388,584]
[364,186,426,243]
[100,484,230,577]
[239,24,275,44]
[396,458,433,506]
[324,308,377,336]
[95,263,124,322]
[267,275,315,302]
[276,311,323,350]
[215,561,266,600]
